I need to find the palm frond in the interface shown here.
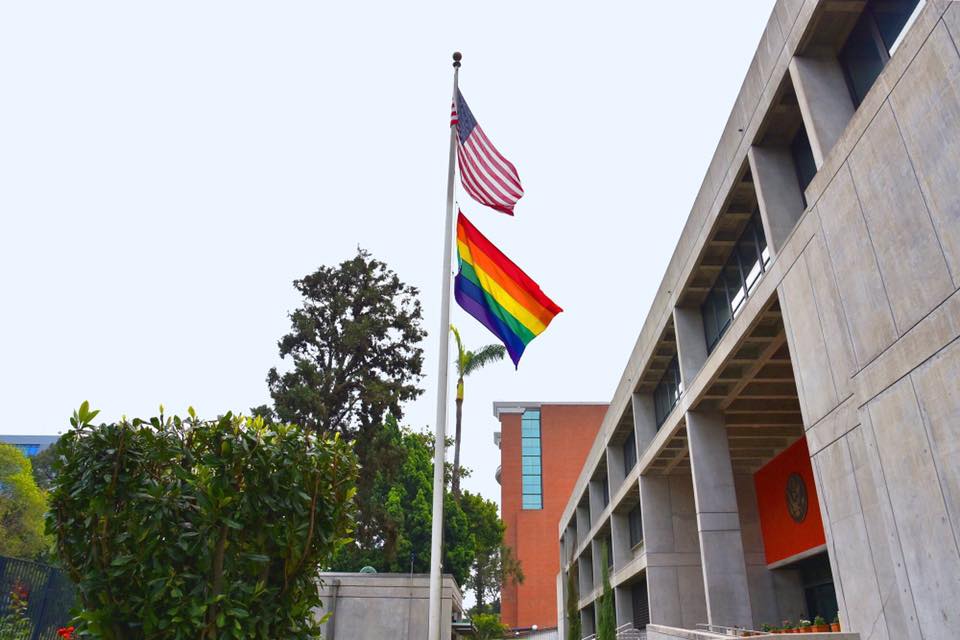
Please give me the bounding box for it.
[450,324,467,376]
[463,344,507,375]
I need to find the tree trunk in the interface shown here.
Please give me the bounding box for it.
[452,395,464,499]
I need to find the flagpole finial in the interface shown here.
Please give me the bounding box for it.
[452,52,462,68]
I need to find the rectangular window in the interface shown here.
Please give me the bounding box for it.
[653,354,683,427]
[839,0,923,107]
[601,476,610,509]
[700,212,771,353]
[521,410,542,510]
[622,430,637,474]
[606,537,613,570]
[629,503,643,548]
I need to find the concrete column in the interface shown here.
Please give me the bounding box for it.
[611,510,631,570]
[615,585,635,627]
[748,145,805,255]
[576,500,591,542]
[607,442,626,491]
[588,477,606,527]
[632,392,657,451]
[789,55,855,168]
[674,307,709,387]
[578,551,594,601]
[639,474,706,628]
[687,410,753,629]
[591,537,609,592]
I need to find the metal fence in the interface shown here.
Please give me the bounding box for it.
[0,556,77,640]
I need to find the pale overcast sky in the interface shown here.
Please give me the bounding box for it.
[0,0,777,507]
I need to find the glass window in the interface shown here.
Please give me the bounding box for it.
[839,0,922,107]
[606,537,613,569]
[521,457,541,475]
[653,355,682,427]
[522,494,542,509]
[700,212,770,353]
[622,430,637,473]
[629,503,643,548]
[874,0,924,53]
[521,410,542,510]
[521,438,540,456]
[522,475,542,494]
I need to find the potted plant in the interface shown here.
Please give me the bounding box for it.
[812,616,829,632]
[799,619,812,633]
[781,620,792,634]
[830,612,841,632]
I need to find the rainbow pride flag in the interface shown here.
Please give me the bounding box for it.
[454,211,562,366]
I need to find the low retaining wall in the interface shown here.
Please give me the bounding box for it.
[646,625,859,640]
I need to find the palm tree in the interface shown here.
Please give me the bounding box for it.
[450,324,506,498]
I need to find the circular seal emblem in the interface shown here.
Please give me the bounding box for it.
[786,473,808,523]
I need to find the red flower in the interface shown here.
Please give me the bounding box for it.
[57,626,76,639]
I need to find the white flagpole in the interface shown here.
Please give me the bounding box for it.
[427,50,461,640]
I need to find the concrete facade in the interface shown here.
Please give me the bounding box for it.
[315,573,466,640]
[558,1,960,639]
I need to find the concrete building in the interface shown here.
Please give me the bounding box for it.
[494,402,606,632]
[558,1,960,638]
[315,572,470,639]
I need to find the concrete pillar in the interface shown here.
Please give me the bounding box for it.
[581,602,596,636]
[789,55,855,168]
[607,442,626,490]
[576,501,591,540]
[687,410,753,629]
[615,585,635,627]
[591,537,610,592]
[578,551,593,600]
[748,145,805,255]
[632,392,657,451]
[610,510,631,570]
[674,306,709,387]
[589,477,607,527]
[639,474,706,628]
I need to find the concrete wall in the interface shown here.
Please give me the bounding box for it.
[775,5,960,639]
[558,2,960,639]
[315,573,463,640]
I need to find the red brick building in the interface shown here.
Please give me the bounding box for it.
[494,402,606,631]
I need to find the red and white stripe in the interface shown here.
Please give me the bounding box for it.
[451,101,523,215]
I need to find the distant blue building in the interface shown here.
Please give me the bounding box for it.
[0,435,59,457]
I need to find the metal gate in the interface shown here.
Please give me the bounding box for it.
[0,556,77,640]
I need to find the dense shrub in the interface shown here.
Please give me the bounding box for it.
[48,403,357,639]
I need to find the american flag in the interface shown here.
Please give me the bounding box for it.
[451,90,523,215]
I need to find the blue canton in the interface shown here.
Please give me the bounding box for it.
[455,90,477,144]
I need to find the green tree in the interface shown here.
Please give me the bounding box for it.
[566,561,581,640]
[267,249,426,437]
[29,440,60,491]
[450,325,505,498]
[460,491,523,611]
[472,612,507,640]
[49,403,357,640]
[597,541,616,640]
[0,443,48,559]
[331,417,474,585]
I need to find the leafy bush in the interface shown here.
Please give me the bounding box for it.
[48,403,357,639]
[0,443,49,559]
[472,612,506,640]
